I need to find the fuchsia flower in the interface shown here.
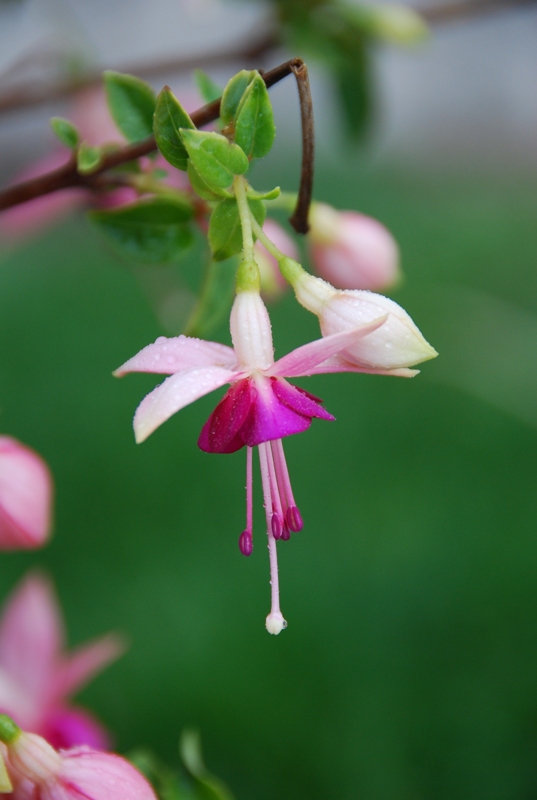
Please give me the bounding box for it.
[114,286,404,633]
[308,203,400,291]
[0,572,123,750]
[0,716,157,800]
[0,437,53,551]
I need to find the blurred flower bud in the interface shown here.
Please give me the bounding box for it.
[308,203,400,291]
[255,219,297,301]
[0,718,157,800]
[0,437,53,550]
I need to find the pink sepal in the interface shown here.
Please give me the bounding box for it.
[114,336,237,377]
[134,366,240,443]
[51,634,125,704]
[269,316,387,377]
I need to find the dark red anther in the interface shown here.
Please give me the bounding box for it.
[239,530,253,556]
[281,521,291,541]
[286,505,303,532]
[271,512,283,540]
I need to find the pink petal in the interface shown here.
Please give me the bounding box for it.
[0,573,63,710]
[0,437,53,550]
[269,316,387,378]
[198,379,255,454]
[271,380,335,421]
[51,634,125,704]
[0,667,35,728]
[134,366,240,443]
[41,707,111,751]
[54,748,157,800]
[114,335,237,377]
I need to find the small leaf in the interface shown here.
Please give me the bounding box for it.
[50,117,80,149]
[246,186,280,201]
[89,197,194,263]
[208,197,265,262]
[180,130,248,190]
[234,74,275,159]
[194,70,222,104]
[220,69,256,126]
[187,162,232,201]
[77,142,102,174]
[154,86,195,171]
[104,70,156,142]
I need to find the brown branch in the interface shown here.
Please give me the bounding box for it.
[420,0,537,23]
[0,30,278,116]
[288,61,314,235]
[0,58,304,212]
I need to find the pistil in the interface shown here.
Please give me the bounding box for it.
[258,442,287,635]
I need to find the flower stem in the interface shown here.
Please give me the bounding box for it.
[234,175,255,264]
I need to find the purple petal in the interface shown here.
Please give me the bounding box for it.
[41,707,111,751]
[241,378,314,446]
[0,572,63,710]
[51,634,125,704]
[269,316,387,378]
[134,366,239,443]
[198,379,254,454]
[114,335,237,377]
[271,380,335,421]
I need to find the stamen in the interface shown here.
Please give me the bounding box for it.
[246,446,253,536]
[286,505,303,532]
[271,512,283,540]
[281,521,291,541]
[271,439,303,530]
[258,443,287,635]
[239,530,253,556]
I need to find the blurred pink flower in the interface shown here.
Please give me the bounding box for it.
[1,725,156,800]
[308,203,401,291]
[254,219,296,301]
[0,437,53,551]
[0,572,124,750]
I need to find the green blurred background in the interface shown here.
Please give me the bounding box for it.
[1,154,537,799]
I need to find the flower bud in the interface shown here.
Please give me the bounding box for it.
[308,203,400,291]
[290,270,437,371]
[0,437,53,550]
[254,220,296,301]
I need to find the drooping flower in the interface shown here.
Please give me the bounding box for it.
[308,203,400,291]
[0,714,157,800]
[114,265,410,633]
[0,572,124,750]
[279,257,438,372]
[0,437,53,551]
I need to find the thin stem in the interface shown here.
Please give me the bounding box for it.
[258,443,282,618]
[289,61,314,235]
[234,175,255,263]
[250,213,286,261]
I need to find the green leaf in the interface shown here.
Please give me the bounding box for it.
[89,197,194,263]
[104,70,156,142]
[234,74,275,160]
[77,142,102,174]
[246,186,280,201]
[208,197,265,262]
[220,69,256,126]
[187,162,232,201]
[194,70,222,104]
[180,130,248,190]
[50,117,80,149]
[180,730,234,800]
[154,86,195,171]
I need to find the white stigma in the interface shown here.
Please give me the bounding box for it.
[266,611,287,635]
